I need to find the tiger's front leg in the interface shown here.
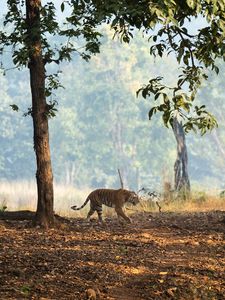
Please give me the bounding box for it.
[115,207,131,223]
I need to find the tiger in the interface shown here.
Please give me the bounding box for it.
[71,188,139,223]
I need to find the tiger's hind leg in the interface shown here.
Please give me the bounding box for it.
[86,203,103,224]
[96,204,104,224]
[86,207,95,222]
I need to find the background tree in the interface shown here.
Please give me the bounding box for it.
[0,74,34,179]
[51,29,177,190]
[176,60,225,192]
[92,0,224,131]
[0,29,225,199]
[91,0,224,194]
[173,117,190,195]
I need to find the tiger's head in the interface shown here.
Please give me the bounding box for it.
[128,191,139,205]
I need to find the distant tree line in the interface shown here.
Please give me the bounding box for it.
[1,30,225,190]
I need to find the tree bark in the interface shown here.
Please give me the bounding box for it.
[172,117,190,197]
[26,0,55,227]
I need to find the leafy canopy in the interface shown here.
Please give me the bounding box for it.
[90,0,225,133]
[0,0,103,116]
[0,0,225,133]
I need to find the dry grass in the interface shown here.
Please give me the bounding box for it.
[140,191,225,213]
[0,180,37,211]
[0,180,90,217]
[0,181,224,218]
[163,194,225,212]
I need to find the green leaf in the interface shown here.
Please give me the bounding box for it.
[148,107,157,120]
[10,104,19,112]
[163,93,169,103]
[162,111,171,127]
[61,2,65,12]
[187,0,196,9]
[153,35,157,42]
[154,93,161,100]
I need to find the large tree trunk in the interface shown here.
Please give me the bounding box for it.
[26,0,55,227]
[172,117,190,197]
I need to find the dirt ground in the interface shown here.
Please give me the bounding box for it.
[0,210,225,300]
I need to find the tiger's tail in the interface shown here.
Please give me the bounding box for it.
[71,197,90,211]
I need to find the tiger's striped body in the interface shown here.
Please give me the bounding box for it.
[71,188,139,223]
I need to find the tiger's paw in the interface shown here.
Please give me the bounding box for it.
[97,220,105,226]
[84,287,101,300]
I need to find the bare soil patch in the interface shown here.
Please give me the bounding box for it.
[0,211,225,299]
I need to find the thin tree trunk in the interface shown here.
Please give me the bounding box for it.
[111,110,129,188]
[26,0,54,227]
[172,117,190,197]
[135,167,140,191]
[117,169,124,189]
[212,130,225,160]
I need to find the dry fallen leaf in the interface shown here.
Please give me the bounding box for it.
[1,211,224,300]
[166,287,177,297]
[159,272,168,275]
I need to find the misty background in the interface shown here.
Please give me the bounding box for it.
[0,23,225,199]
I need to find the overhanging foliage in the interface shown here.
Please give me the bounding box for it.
[90,0,225,133]
[0,0,225,132]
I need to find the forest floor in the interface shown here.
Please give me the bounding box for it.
[0,210,225,300]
